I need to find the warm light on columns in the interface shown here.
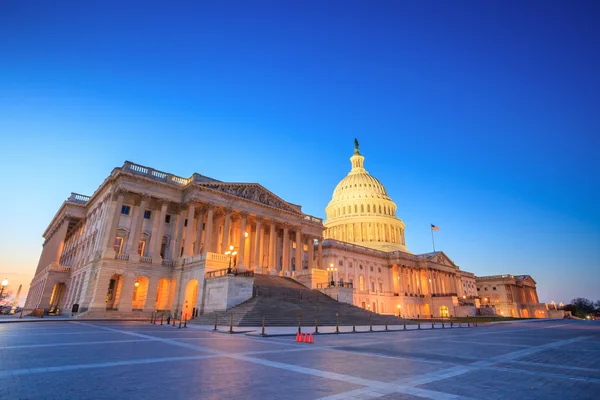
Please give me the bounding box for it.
[1,279,7,287]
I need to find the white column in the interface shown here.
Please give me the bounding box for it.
[102,191,124,253]
[152,201,168,259]
[171,207,186,260]
[148,201,161,259]
[253,217,262,269]
[282,225,289,273]
[317,237,323,269]
[238,213,247,268]
[126,195,147,255]
[269,222,277,271]
[295,228,302,271]
[307,236,314,269]
[183,203,196,257]
[194,208,205,255]
[221,210,232,253]
[203,206,215,253]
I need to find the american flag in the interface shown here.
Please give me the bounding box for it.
[431,224,439,231]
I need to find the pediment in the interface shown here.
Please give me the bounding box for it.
[434,252,457,267]
[199,182,302,214]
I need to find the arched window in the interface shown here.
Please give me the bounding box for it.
[367,204,370,212]
[359,275,365,291]
[361,204,364,213]
[379,205,382,214]
[354,205,357,213]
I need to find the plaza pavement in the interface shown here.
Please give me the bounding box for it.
[0,319,598,399]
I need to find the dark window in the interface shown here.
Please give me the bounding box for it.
[370,266,373,272]
[359,264,363,270]
[378,268,381,273]
[165,215,171,224]
[121,205,131,215]
[338,260,343,266]
[184,219,188,227]
[493,287,497,291]
[477,288,480,291]
[144,210,152,219]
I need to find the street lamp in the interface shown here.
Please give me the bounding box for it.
[0,278,8,298]
[225,245,237,275]
[397,304,401,317]
[327,263,337,287]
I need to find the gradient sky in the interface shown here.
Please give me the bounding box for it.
[0,1,598,306]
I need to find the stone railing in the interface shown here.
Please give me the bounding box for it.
[140,256,153,264]
[49,264,71,273]
[122,161,192,187]
[67,192,91,204]
[303,215,323,224]
[115,253,130,261]
[162,259,175,267]
[182,252,230,266]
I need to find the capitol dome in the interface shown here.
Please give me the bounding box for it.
[324,141,409,253]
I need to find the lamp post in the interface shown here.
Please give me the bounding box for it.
[225,245,238,275]
[1,278,8,298]
[397,304,401,317]
[327,263,337,287]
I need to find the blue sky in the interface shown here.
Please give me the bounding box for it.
[0,0,598,304]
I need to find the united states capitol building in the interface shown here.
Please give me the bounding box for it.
[24,142,548,320]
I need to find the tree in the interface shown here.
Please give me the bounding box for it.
[570,297,595,318]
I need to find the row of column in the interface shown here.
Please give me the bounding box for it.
[328,222,404,245]
[395,265,460,297]
[102,192,324,271]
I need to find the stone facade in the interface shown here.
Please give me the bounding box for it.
[476,274,546,318]
[24,143,548,320]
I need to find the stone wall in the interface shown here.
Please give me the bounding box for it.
[202,275,254,313]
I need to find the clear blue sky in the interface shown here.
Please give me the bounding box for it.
[0,0,598,305]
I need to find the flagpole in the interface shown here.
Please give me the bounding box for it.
[431,225,436,252]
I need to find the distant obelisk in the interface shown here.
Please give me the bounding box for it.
[10,284,22,315]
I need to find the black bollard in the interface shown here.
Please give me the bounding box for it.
[315,316,319,334]
[229,312,233,334]
[369,314,373,332]
[403,319,406,330]
[353,319,356,332]
[418,314,421,330]
[214,313,218,331]
[336,313,340,333]
[261,315,266,336]
[184,313,187,328]
[160,314,163,325]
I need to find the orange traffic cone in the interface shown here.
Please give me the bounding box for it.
[302,333,306,342]
[308,333,313,343]
[295,332,300,342]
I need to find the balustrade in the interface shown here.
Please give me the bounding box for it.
[140,256,153,264]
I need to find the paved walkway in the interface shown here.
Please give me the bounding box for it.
[0,319,598,399]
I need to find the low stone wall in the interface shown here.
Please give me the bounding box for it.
[319,287,354,304]
[454,305,476,317]
[202,275,254,313]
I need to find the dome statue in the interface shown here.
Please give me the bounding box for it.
[324,141,410,253]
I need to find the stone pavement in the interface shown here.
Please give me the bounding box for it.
[0,320,598,399]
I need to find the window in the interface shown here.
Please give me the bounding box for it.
[113,237,124,254]
[378,268,381,273]
[439,306,449,318]
[348,262,352,268]
[121,205,131,215]
[340,277,344,284]
[359,264,363,270]
[137,240,146,256]
[359,276,365,291]
[165,215,171,224]
[361,205,364,212]
[370,266,373,272]
[338,260,343,266]
[493,287,497,291]
[484,287,488,291]
[379,283,383,292]
[160,242,167,259]
[184,219,188,227]
[367,205,370,212]
[144,210,152,219]
[371,282,375,292]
